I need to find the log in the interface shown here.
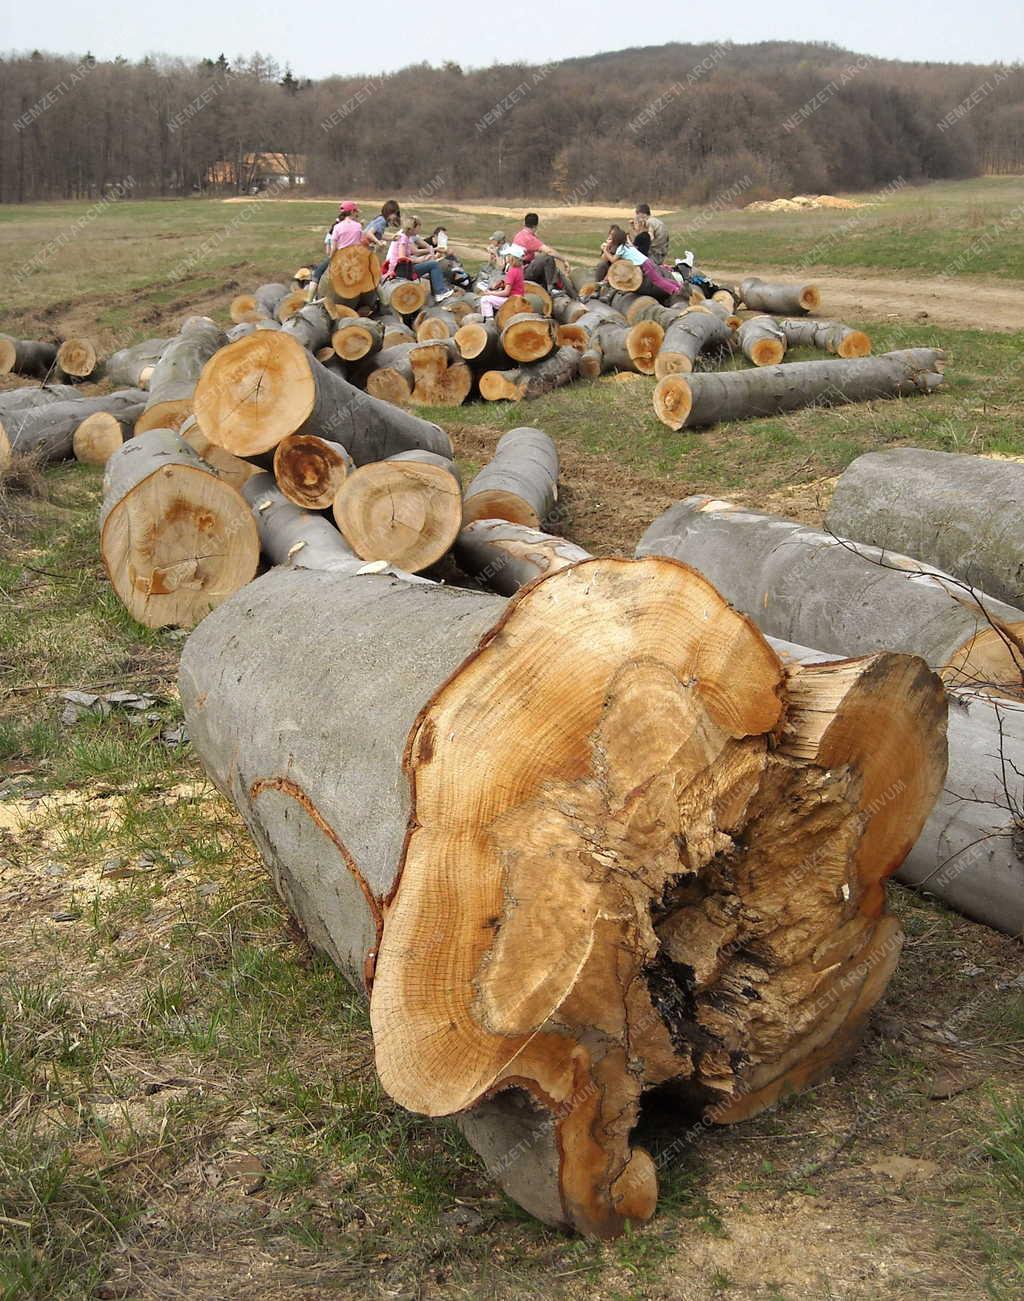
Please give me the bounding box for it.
[606,260,643,292]
[243,473,359,572]
[414,307,459,342]
[281,304,334,354]
[329,245,382,301]
[584,321,659,375]
[103,338,171,390]
[72,403,147,466]
[276,288,309,322]
[827,449,1024,609]
[378,278,430,317]
[739,277,821,315]
[5,389,148,463]
[0,336,58,379]
[136,318,227,434]
[332,451,462,572]
[653,349,946,430]
[478,346,581,402]
[777,318,871,359]
[408,342,473,407]
[453,319,503,367]
[578,346,604,379]
[332,318,384,362]
[495,296,534,330]
[555,323,589,351]
[574,300,626,327]
[357,344,416,405]
[180,557,945,1235]
[0,384,80,417]
[194,332,452,464]
[273,433,355,511]
[736,316,787,367]
[254,283,290,319]
[99,427,259,629]
[655,309,733,378]
[230,294,261,324]
[177,415,260,493]
[462,427,558,526]
[499,313,556,364]
[550,293,587,325]
[56,338,101,381]
[379,318,416,349]
[455,520,590,595]
[636,497,1024,690]
[0,423,9,471]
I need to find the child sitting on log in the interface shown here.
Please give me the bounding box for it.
[478,245,525,318]
[383,218,454,301]
[605,225,680,302]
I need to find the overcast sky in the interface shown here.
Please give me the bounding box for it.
[3,0,1021,77]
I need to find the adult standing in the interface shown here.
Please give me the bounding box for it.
[512,212,579,299]
[604,225,680,302]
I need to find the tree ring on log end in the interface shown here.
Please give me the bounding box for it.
[194,332,315,457]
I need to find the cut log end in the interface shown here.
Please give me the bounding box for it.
[194,332,314,456]
[72,412,126,466]
[750,338,786,366]
[333,322,378,361]
[329,245,382,300]
[653,352,693,379]
[0,338,17,375]
[626,321,664,374]
[384,279,430,317]
[836,330,871,359]
[800,285,822,312]
[230,294,259,324]
[333,459,462,572]
[276,289,308,322]
[134,398,196,435]
[57,338,98,378]
[653,375,694,430]
[479,372,524,403]
[274,433,354,511]
[607,261,643,292]
[366,368,414,405]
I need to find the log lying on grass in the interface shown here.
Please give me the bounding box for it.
[0,384,80,417]
[739,277,821,315]
[636,497,1024,690]
[103,338,171,390]
[333,450,462,572]
[462,427,558,526]
[777,318,871,358]
[180,556,945,1235]
[273,433,355,511]
[409,341,473,406]
[650,308,732,377]
[653,349,946,430]
[455,520,590,595]
[194,331,452,464]
[243,473,360,572]
[72,401,148,465]
[736,316,787,367]
[0,337,58,379]
[827,449,1024,609]
[479,345,581,402]
[100,427,259,628]
[56,338,102,381]
[136,318,227,434]
[5,389,147,463]
[570,314,663,375]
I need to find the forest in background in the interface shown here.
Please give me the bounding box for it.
[1,41,1022,205]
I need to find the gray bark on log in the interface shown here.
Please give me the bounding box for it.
[0,383,80,417]
[137,319,227,433]
[6,389,147,462]
[636,497,1024,688]
[479,346,581,401]
[282,304,334,354]
[103,338,171,390]
[0,337,58,379]
[736,316,787,367]
[455,520,589,594]
[243,473,360,572]
[827,449,1024,608]
[255,283,290,318]
[656,310,733,377]
[462,427,558,526]
[739,278,821,315]
[776,318,871,358]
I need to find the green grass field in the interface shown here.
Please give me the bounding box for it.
[1,177,1024,1299]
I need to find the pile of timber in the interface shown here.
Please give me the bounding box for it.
[180,542,947,1237]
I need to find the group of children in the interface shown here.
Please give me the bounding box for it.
[310,198,719,312]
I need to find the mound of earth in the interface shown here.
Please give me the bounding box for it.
[745,194,865,213]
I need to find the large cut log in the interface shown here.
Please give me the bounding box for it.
[462,427,558,526]
[408,341,473,406]
[606,260,643,292]
[72,402,148,466]
[478,346,581,402]
[636,497,1024,689]
[194,332,452,464]
[414,307,459,342]
[180,557,945,1234]
[282,304,334,354]
[500,313,556,364]
[5,389,147,463]
[495,296,533,330]
[103,338,171,390]
[777,318,871,358]
[736,316,787,367]
[455,520,590,595]
[453,319,503,368]
[243,473,359,572]
[99,427,259,629]
[329,245,382,301]
[276,288,308,322]
[378,278,430,318]
[136,319,227,434]
[56,338,102,381]
[178,415,261,494]
[550,293,587,325]
[356,344,416,404]
[655,309,732,377]
[0,337,58,379]
[739,278,821,315]
[333,450,462,572]
[827,449,1024,609]
[332,317,384,362]
[273,433,354,511]
[587,321,662,375]
[653,349,946,430]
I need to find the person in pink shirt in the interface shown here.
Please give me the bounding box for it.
[478,246,525,318]
[512,212,578,299]
[307,200,369,300]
